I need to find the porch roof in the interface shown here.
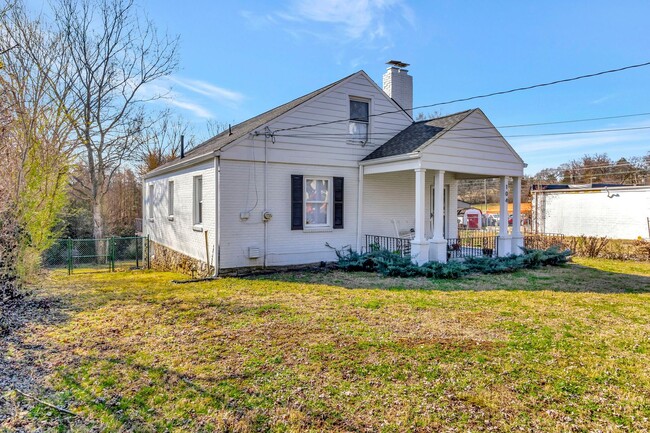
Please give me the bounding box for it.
[362,109,476,161]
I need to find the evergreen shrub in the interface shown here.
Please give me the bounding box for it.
[328,244,571,280]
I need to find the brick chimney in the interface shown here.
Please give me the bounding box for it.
[383,60,413,117]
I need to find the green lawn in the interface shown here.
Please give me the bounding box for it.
[2,258,650,432]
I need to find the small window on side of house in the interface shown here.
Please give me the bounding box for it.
[147,184,154,221]
[193,176,203,226]
[349,99,369,143]
[168,180,174,220]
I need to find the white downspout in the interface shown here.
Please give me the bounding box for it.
[263,130,269,268]
[213,155,221,277]
[356,165,364,252]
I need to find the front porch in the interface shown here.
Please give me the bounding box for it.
[357,108,527,264]
[357,167,525,264]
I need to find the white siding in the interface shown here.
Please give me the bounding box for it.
[143,160,216,264]
[362,171,457,241]
[219,159,358,268]
[419,111,524,177]
[533,187,650,239]
[221,72,412,167]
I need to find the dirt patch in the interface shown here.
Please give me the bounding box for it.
[0,290,73,431]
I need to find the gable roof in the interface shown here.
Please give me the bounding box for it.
[147,71,360,176]
[362,109,476,161]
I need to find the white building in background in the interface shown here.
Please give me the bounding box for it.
[143,61,526,275]
[532,185,650,240]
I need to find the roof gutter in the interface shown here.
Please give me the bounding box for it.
[358,151,420,166]
[144,151,221,179]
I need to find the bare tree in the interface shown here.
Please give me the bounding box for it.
[205,118,229,137]
[51,0,179,240]
[1,1,77,278]
[139,110,197,175]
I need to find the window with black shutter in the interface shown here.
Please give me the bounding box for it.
[292,175,344,230]
[333,177,344,229]
[291,175,303,230]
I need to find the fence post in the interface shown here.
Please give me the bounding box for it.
[110,237,115,272]
[67,238,72,275]
[135,236,140,269]
[147,235,150,269]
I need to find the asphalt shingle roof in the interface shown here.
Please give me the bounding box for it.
[362,109,476,161]
[147,72,358,176]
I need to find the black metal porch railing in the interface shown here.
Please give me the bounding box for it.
[365,235,411,257]
[447,235,499,259]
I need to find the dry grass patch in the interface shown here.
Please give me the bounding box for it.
[1,259,649,432]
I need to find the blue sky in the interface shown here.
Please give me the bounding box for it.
[35,0,650,174]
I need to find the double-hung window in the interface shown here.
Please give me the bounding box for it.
[167,181,174,220]
[291,175,343,231]
[349,99,369,143]
[193,176,203,226]
[148,184,154,220]
[304,177,330,227]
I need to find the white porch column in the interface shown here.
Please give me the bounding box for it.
[411,168,430,265]
[447,179,459,240]
[497,176,512,256]
[429,170,447,263]
[511,176,524,255]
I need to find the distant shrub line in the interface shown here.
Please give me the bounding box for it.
[328,245,571,279]
[525,234,650,261]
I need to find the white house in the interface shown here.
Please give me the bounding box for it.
[532,184,650,239]
[143,62,526,275]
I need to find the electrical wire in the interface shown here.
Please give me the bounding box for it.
[272,125,650,142]
[271,60,650,134]
[270,111,650,138]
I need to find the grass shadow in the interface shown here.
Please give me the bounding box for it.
[246,260,650,294]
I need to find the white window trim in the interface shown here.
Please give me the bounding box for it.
[348,97,370,145]
[304,176,333,231]
[147,184,154,222]
[193,175,203,228]
[167,180,175,221]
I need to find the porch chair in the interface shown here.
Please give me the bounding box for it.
[391,219,415,240]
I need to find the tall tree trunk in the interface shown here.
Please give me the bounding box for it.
[93,198,104,240]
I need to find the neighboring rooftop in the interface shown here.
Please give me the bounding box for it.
[362,109,476,161]
[532,183,634,191]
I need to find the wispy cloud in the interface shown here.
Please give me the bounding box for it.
[165,99,213,119]
[590,94,618,105]
[512,119,650,153]
[242,0,415,44]
[139,76,246,120]
[511,119,650,173]
[168,76,245,105]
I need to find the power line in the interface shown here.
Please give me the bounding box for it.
[271,110,650,138]
[273,124,650,142]
[272,60,650,134]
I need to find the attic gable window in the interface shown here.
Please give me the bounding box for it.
[349,99,369,143]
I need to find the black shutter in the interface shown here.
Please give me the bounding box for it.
[333,177,344,229]
[291,175,303,230]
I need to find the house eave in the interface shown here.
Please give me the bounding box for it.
[359,152,420,166]
[144,151,219,179]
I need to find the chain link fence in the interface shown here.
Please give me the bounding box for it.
[43,236,150,274]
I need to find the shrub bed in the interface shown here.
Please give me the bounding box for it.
[331,246,571,279]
